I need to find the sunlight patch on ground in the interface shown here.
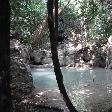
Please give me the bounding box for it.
[38,91,45,95]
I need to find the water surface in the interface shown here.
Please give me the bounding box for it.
[31,67,112,89]
[31,67,112,112]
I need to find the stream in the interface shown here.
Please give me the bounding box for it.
[31,67,112,112]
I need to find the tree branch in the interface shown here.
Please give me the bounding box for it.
[31,0,71,49]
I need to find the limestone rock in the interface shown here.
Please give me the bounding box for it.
[10,39,34,100]
[30,50,47,65]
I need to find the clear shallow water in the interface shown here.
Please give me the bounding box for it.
[31,67,112,89]
[31,67,112,112]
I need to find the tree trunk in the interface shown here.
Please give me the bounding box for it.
[31,0,71,49]
[0,1,12,112]
[47,0,78,112]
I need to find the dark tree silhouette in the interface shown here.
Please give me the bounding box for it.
[47,0,78,112]
[0,1,12,112]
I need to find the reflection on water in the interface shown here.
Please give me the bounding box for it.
[31,67,112,112]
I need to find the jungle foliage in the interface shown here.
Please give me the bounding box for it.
[10,0,112,47]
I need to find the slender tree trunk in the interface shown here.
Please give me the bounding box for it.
[47,0,78,112]
[0,1,12,112]
[31,0,71,49]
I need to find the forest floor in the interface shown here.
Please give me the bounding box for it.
[20,87,68,112]
[20,83,112,112]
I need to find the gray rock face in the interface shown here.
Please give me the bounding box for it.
[106,38,112,69]
[30,49,53,65]
[10,39,34,100]
[30,50,46,65]
[30,41,111,68]
[30,43,82,67]
[10,39,32,64]
[43,50,52,65]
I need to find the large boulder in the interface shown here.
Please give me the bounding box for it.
[10,39,34,100]
[43,50,53,65]
[10,39,32,64]
[30,49,47,65]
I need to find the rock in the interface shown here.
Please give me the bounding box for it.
[30,50,47,65]
[108,60,112,69]
[10,39,34,100]
[10,39,32,64]
[104,36,112,69]
[30,41,111,68]
[42,50,52,65]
